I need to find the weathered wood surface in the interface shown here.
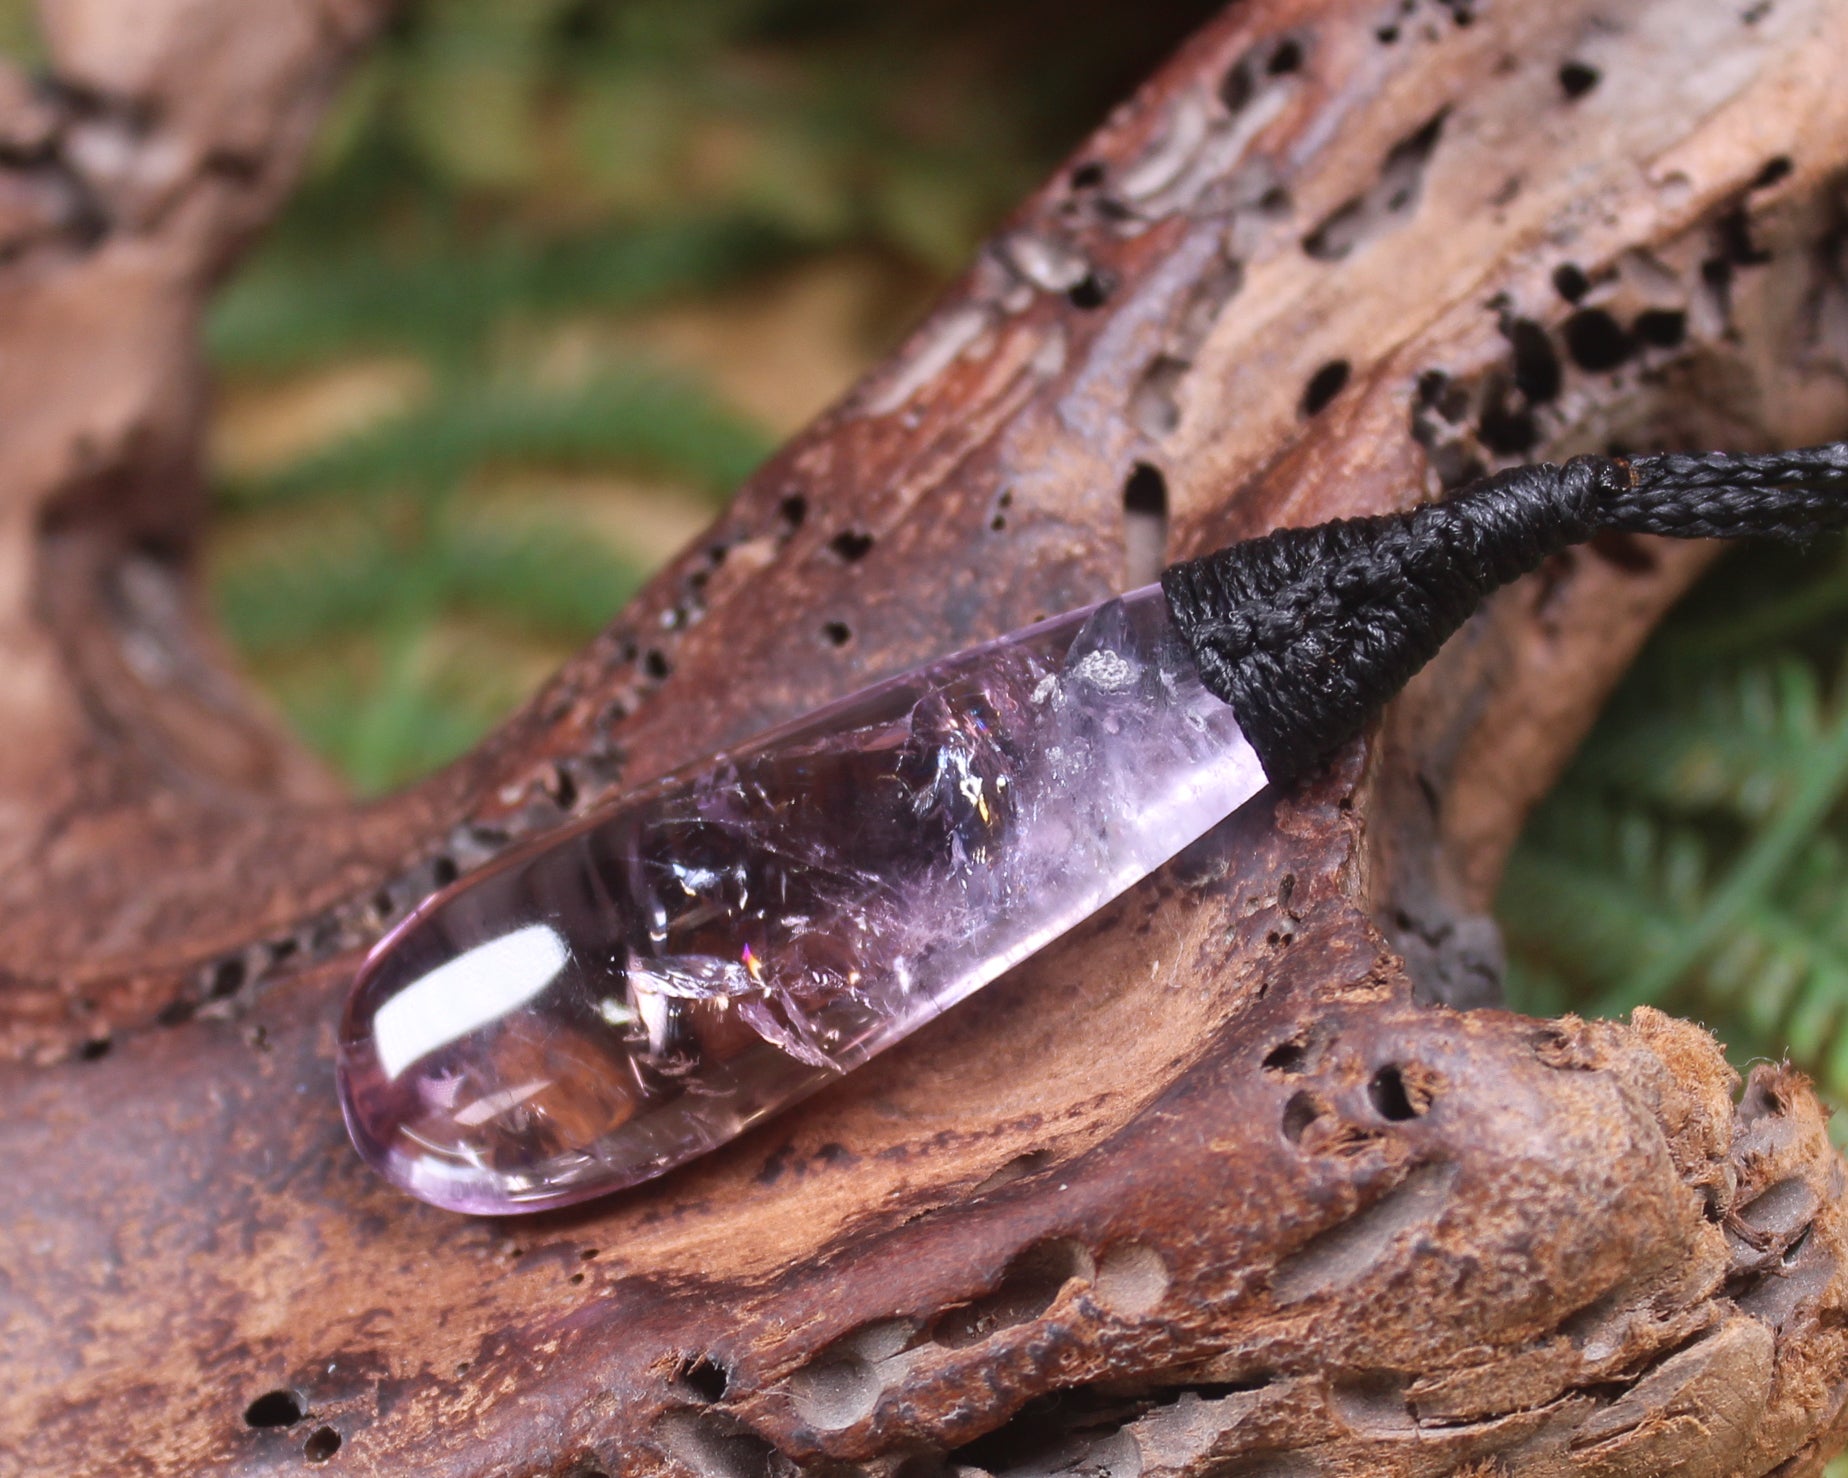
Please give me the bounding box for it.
[5,1,1848,1474]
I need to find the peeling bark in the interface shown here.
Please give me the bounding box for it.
[5,1,1848,1475]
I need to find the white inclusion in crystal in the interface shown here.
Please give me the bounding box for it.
[1071,648,1137,691]
[629,955,754,998]
[373,924,569,1078]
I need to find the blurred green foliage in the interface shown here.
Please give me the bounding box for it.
[202,0,1220,792]
[0,0,37,61]
[1501,536,1848,1110]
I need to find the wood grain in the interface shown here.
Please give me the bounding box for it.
[5,2,1848,1474]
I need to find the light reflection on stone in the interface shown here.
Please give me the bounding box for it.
[372,923,568,1078]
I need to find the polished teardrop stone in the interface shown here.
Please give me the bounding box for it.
[337,586,1268,1214]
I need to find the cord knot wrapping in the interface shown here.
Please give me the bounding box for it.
[1163,444,1848,788]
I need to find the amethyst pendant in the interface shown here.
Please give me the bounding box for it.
[337,586,1267,1214]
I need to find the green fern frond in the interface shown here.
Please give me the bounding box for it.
[1658,536,1848,660]
[1500,802,1698,989]
[1732,892,1848,1068]
[1596,684,1848,1014]
[437,519,649,639]
[214,525,422,656]
[215,509,646,655]
[209,215,803,374]
[277,625,508,796]
[216,369,770,510]
[1503,624,1848,1100]
[1567,657,1830,821]
[1506,813,1848,1092]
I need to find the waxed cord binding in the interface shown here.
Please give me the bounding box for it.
[1161,442,1848,789]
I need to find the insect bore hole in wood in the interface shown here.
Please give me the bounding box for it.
[1505,318,1561,403]
[678,1354,730,1403]
[1563,308,1636,371]
[1367,1065,1426,1121]
[1067,269,1115,309]
[1302,360,1350,417]
[1122,463,1168,587]
[1634,308,1687,348]
[1755,154,1794,188]
[208,958,245,1000]
[990,487,1013,532]
[243,1390,303,1428]
[1558,61,1600,99]
[1268,37,1305,74]
[1553,261,1591,301]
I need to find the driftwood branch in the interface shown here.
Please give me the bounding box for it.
[5,1,1848,1475]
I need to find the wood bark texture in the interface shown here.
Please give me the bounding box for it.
[4,1,1848,1475]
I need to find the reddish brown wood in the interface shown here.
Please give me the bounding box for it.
[5,2,1848,1475]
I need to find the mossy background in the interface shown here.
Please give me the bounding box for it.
[11,0,1848,1316]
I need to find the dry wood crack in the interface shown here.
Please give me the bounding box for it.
[4,1,1848,1475]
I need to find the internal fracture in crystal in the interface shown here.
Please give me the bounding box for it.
[337,586,1267,1213]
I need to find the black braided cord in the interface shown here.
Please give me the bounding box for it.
[1161,442,1848,788]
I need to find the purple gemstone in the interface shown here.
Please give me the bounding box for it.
[337,586,1268,1213]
